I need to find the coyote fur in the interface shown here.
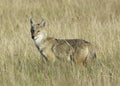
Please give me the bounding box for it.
[30,18,96,65]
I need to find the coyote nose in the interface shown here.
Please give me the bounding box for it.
[32,36,34,39]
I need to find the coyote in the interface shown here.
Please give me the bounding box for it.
[30,18,96,65]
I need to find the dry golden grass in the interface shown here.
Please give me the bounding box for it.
[0,0,120,86]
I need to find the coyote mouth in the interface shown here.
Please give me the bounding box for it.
[34,37,39,40]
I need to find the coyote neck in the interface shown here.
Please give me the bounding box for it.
[34,31,47,50]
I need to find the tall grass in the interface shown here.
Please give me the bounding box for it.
[0,0,120,86]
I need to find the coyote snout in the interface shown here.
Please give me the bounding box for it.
[30,18,96,65]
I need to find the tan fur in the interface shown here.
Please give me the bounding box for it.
[30,18,96,65]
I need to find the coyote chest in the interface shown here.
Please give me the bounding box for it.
[34,32,47,51]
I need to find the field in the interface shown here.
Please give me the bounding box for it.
[0,0,120,86]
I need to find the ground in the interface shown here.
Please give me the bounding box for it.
[0,0,120,86]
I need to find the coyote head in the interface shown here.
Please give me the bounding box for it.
[30,18,46,40]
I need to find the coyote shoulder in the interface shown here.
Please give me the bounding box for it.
[30,18,96,65]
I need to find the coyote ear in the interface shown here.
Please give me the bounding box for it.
[30,18,34,26]
[40,19,46,27]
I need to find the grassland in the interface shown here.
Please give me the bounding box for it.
[0,0,120,86]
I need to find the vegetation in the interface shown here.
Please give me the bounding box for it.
[0,0,120,86]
